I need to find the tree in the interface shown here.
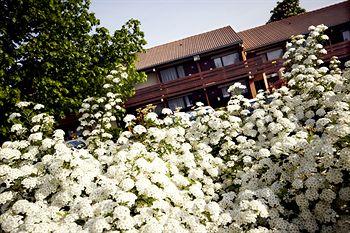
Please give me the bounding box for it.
[0,0,146,140]
[268,0,306,23]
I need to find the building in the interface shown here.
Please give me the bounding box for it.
[126,1,350,113]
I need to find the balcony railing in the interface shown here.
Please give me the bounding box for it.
[126,40,350,108]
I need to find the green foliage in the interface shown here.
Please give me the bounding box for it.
[268,0,306,23]
[0,0,146,140]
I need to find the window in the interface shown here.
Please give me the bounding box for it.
[266,49,283,61]
[154,104,164,115]
[168,95,193,111]
[267,73,279,83]
[160,67,178,82]
[135,72,158,89]
[342,30,350,41]
[183,62,199,76]
[254,79,266,92]
[221,86,230,98]
[222,53,240,66]
[214,58,223,68]
[176,66,185,78]
[160,65,185,82]
[213,53,240,68]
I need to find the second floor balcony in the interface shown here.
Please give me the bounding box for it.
[126,40,350,109]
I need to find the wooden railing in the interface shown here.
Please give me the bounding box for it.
[323,40,350,60]
[126,40,350,108]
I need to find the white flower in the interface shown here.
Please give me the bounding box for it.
[258,148,270,158]
[121,72,128,79]
[161,108,173,115]
[321,35,329,40]
[196,102,204,107]
[120,178,135,191]
[53,129,65,140]
[21,177,37,189]
[295,54,303,60]
[0,148,21,160]
[103,84,112,88]
[33,104,45,110]
[145,112,158,121]
[133,125,147,135]
[124,114,136,123]
[9,113,21,120]
[104,104,112,110]
[16,101,31,108]
[41,138,55,150]
[318,67,329,73]
[30,125,41,132]
[10,124,23,133]
[0,191,13,204]
[28,132,43,142]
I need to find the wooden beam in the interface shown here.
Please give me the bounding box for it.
[249,78,257,98]
[204,88,211,106]
[262,72,269,93]
[241,44,247,62]
[278,68,284,80]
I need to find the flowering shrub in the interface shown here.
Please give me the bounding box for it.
[0,25,349,233]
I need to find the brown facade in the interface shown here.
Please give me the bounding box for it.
[126,1,350,113]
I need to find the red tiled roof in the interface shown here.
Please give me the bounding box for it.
[136,26,242,70]
[238,1,350,51]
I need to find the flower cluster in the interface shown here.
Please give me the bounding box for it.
[0,25,349,233]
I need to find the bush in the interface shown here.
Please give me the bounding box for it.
[0,25,349,233]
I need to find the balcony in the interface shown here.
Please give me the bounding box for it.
[126,40,350,108]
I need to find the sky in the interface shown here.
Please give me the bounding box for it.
[90,0,344,48]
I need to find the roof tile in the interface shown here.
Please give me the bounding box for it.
[238,1,350,51]
[136,26,242,70]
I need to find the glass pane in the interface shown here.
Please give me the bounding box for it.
[342,30,350,41]
[183,62,198,76]
[160,67,178,82]
[154,104,163,115]
[222,53,240,66]
[177,65,186,78]
[254,80,266,92]
[267,73,279,83]
[184,95,193,107]
[214,58,223,68]
[266,49,283,61]
[221,86,230,98]
[135,73,158,89]
[168,97,185,111]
